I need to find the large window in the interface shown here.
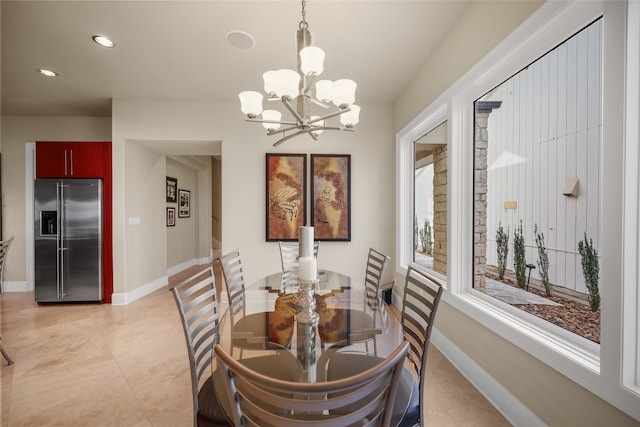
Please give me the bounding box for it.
[473,19,602,343]
[396,0,640,420]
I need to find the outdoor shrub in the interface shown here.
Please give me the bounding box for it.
[534,224,551,296]
[578,232,600,312]
[496,222,509,280]
[414,217,419,251]
[513,220,526,288]
[419,219,433,255]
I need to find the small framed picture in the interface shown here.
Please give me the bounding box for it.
[166,207,176,227]
[178,189,191,218]
[166,177,178,203]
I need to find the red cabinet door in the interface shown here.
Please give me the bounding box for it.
[65,142,104,177]
[36,142,104,178]
[35,142,66,178]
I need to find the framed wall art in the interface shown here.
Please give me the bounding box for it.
[266,153,307,241]
[166,176,177,203]
[178,189,191,218]
[166,207,176,227]
[311,154,351,241]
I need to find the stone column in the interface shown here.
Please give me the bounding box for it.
[433,145,447,275]
[474,101,502,291]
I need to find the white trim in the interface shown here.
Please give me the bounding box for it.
[431,328,546,427]
[166,256,212,277]
[25,143,35,293]
[622,0,640,395]
[111,275,168,306]
[2,281,31,292]
[396,0,640,421]
[111,257,212,305]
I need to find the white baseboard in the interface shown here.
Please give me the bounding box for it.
[430,328,546,427]
[111,257,211,305]
[111,275,168,306]
[2,281,31,292]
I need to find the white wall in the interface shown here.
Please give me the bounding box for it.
[112,99,395,297]
[166,156,199,268]
[121,141,167,299]
[0,116,111,287]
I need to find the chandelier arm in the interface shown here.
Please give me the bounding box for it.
[310,98,331,109]
[308,125,356,132]
[267,123,309,136]
[302,74,318,96]
[273,130,312,147]
[281,98,305,124]
[310,107,352,124]
[245,118,298,126]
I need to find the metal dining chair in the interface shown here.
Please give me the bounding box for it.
[220,249,288,355]
[0,236,14,365]
[171,266,229,427]
[214,340,410,427]
[278,240,320,270]
[318,248,390,355]
[326,263,444,427]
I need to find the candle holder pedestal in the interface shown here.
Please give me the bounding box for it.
[295,279,319,324]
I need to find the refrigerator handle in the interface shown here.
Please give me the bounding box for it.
[59,182,66,298]
[56,182,61,298]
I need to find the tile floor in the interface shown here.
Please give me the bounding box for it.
[0,262,510,426]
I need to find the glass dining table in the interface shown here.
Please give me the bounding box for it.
[211,269,412,424]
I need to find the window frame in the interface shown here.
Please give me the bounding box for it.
[396,0,640,419]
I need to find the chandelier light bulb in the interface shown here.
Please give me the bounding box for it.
[315,80,334,104]
[274,69,300,99]
[239,91,263,118]
[262,110,282,130]
[263,71,278,97]
[332,79,357,108]
[300,46,325,76]
[340,104,360,128]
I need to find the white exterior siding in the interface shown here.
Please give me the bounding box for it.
[483,19,601,294]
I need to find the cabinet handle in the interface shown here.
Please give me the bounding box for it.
[64,149,68,176]
[69,150,74,175]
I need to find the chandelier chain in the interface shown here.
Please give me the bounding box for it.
[299,0,308,30]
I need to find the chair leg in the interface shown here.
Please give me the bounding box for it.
[0,339,13,365]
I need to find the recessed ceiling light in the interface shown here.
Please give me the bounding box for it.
[226,31,255,50]
[37,69,58,77]
[92,35,115,48]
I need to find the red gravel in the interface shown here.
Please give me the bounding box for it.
[515,288,600,343]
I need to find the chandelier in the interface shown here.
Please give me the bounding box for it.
[238,0,360,147]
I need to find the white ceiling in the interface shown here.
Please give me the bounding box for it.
[1,1,471,118]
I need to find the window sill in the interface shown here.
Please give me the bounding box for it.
[444,287,600,374]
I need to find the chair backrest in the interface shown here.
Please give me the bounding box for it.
[170,266,220,427]
[278,240,319,271]
[214,340,410,427]
[364,248,390,300]
[0,236,14,294]
[220,249,247,318]
[401,263,444,424]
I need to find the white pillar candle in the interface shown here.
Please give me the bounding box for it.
[298,256,317,281]
[299,226,314,258]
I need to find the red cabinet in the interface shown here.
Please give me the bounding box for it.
[35,141,113,303]
[36,141,105,178]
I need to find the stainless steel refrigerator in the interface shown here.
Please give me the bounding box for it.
[34,179,103,303]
